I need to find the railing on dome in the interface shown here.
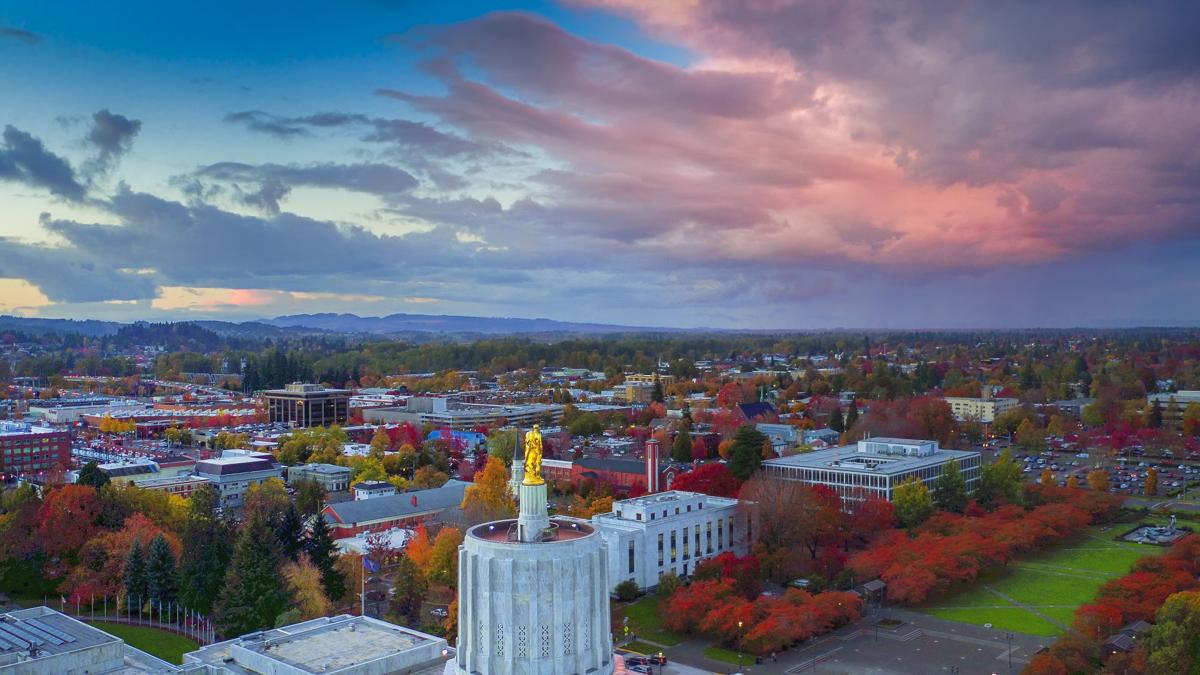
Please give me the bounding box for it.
[507,521,559,542]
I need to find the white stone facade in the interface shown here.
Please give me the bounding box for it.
[592,490,747,593]
[456,516,614,675]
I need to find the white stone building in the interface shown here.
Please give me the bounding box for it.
[591,490,747,593]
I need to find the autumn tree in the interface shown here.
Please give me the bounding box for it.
[293,478,326,517]
[893,477,933,528]
[1145,467,1158,496]
[671,463,742,498]
[1066,475,1079,490]
[1040,467,1054,486]
[461,455,515,525]
[282,555,331,621]
[932,459,968,513]
[1088,469,1110,492]
[1145,590,1200,674]
[37,484,103,560]
[400,524,430,569]
[690,436,709,461]
[427,527,464,588]
[369,428,391,457]
[244,478,290,525]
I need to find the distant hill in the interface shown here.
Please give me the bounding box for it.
[261,312,672,335]
[0,315,123,337]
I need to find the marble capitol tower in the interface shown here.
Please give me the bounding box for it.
[455,426,614,675]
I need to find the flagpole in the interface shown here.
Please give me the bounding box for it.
[361,556,366,617]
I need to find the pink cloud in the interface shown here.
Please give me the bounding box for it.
[390,7,1200,274]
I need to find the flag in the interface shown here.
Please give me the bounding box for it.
[363,557,380,573]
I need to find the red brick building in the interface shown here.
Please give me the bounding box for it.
[0,422,70,479]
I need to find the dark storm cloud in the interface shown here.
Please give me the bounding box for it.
[0,125,86,201]
[0,26,40,44]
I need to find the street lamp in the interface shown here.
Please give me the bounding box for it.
[737,620,744,669]
[1006,632,1014,672]
[657,651,664,675]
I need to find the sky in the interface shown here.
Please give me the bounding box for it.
[1,1,1199,329]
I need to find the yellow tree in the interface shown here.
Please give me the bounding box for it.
[244,478,290,523]
[427,527,464,588]
[1067,475,1079,489]
[460,456,515,524]
[1146,467,1158,496]
[283,555,331,620]
[369,429,390,458]
[1040,467,1054,486]
[1087,469,1110,492]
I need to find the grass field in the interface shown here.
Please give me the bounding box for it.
[89,621,199,665]
[703,645,746,665]
[919,526,1159,636]
[619,596,685,646]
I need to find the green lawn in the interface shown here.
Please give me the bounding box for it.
[620,596,685,646]
[89,621,199,665]
[703,645,748,666]
[622,639,661,655]
[920,526,1161,637]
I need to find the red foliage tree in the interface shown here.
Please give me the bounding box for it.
[37,485,103,559]
[670,463,742,498]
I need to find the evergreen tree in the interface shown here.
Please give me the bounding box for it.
[671,428,692,463]
[178,485,232,615]
[651,377,664,404]
[1148,400,1163,429]
[77,461,110,490]
[728,425,767,481]
[829,406,845,433]
[845,399,859,428]
[305,513,347,602]
[214,516,289,638]
[145,533,177,606]
[388,554,427,627]
[275,503,306,562]
[123,539,147,610]
[932,459,968,513]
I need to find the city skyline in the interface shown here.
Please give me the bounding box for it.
[2,1,1199,329]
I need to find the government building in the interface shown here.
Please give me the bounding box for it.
[592,490,746,593]
[762,437,980,502]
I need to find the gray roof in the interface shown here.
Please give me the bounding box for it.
[764,442,979,475]
[325,480,469,525]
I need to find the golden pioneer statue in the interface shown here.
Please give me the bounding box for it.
[522,425,544,485]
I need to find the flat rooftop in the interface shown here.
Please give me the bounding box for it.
[765,441,979,475]
[0,606,116,657]
[185,615,448,674]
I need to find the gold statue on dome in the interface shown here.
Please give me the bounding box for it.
[523,425,544,485]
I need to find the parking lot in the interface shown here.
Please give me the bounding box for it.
[1016,447,1200,497]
